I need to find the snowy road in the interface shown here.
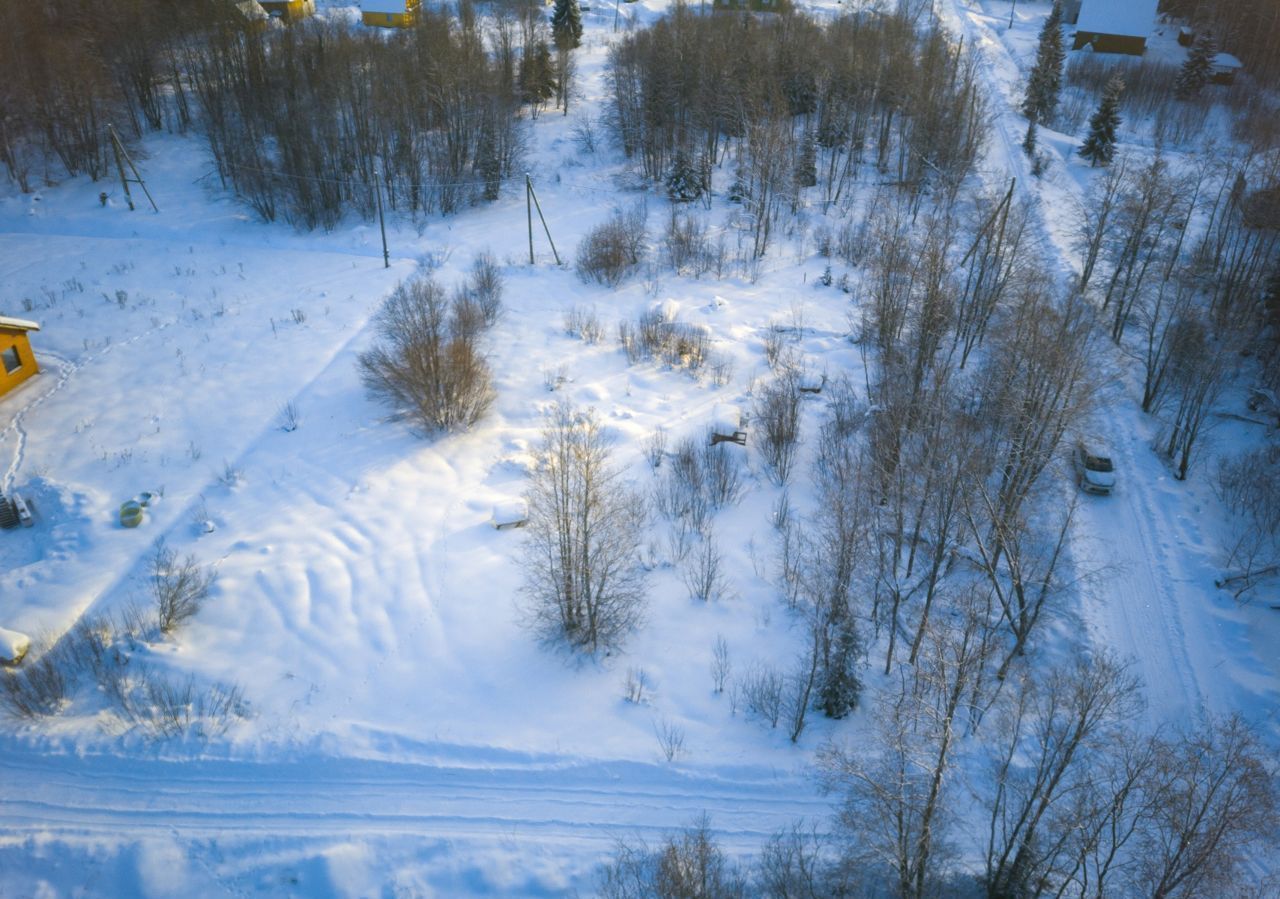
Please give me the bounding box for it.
[941,0,1277,732]
[0,748,823,840]
[0,745,825,893]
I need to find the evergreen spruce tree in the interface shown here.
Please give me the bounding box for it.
[817,614,861,719]
[1022,1,1065,124]
[1022,116,1038,157]
[665,149,704,202]
[551,0,583,50]
[476,118,502,201]
[519,39,557,106]
[1079,75,1124,166]
[1175,32,1216,99]
[1264,267,1280,334]
[794,130,817,189]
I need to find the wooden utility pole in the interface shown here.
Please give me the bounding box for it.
[107,124,159,213]
[526,174,535,264]
[374,170,389,268]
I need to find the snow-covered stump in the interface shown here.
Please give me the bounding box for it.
[651,298,681,323]
[798,371,826,395]
[491,499,529,531]
[0,627,30,666]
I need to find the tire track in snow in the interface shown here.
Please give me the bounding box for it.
[0,748,827,850]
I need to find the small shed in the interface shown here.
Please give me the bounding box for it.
[362,0,421,28]
[1210,52,1244,85]
[1072,0,1158,55]
[0,316,40,401]
[258,0,314,22]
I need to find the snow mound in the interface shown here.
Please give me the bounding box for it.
[0,627,30,665]
[491,499,529,530]
[712,404,742,436]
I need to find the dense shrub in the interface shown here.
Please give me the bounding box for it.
[576,205,647,287]
[359,276,496,435]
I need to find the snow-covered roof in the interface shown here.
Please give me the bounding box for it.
[1212,52,1243,70]
[362,0,409,13]
[0,316,39,332]
[1075,0,1158,38]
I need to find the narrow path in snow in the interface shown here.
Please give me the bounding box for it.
[941,0,1207,725]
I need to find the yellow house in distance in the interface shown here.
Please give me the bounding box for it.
[259,0,315,23]
[0,316,40,401]
[362,0,421,28]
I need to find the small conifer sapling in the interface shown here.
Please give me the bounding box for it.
[1079,75,1124,167]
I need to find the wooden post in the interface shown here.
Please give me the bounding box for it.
[526,174,535,264]
[374,170,389,269]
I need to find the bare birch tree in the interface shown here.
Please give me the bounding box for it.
[521,402,648,654]
[982,652,1143,899]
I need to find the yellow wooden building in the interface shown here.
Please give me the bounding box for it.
[0,317,40,400]
[362,0,421,28]
[258,0,314,23]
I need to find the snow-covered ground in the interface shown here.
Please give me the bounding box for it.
[1,0,1276,895]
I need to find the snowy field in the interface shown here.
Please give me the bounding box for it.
[1,0,1277,895]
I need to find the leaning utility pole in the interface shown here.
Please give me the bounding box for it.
[107,124,159,213]
[525,174,561,266]
[373,170,389,268]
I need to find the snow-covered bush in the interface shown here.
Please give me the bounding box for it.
[151,540,216,635]
[564,305,606,344]
[738,662,785,728]
[359,275,496,435]
[618,311,710,373]
[754,373,802,486]
[0,650,67,719]
[681,530,729,603]
[468,251,504,327]
[576,206,647,287]
[598,816,747,899]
